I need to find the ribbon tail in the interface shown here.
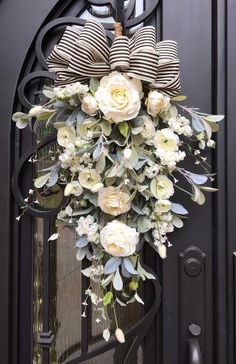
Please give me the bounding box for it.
[150,40,181,96]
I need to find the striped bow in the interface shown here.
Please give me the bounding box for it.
[47,20,180,97]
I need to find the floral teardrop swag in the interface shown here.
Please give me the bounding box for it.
[12,20,223,343]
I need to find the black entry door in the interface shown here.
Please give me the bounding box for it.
[0,1,235,364]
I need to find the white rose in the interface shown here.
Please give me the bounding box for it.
[100,220,139,257]
[78,169,101,190]
[150,175,174,199]
[64,181,83,196]
[81,94,99,116]
[154,128,179,152]
[95,71,143,123]
[56,126,75,147]
[147,90,170,117]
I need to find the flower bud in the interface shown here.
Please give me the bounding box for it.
[158,244,167,259]
[115,328,125,343]
[129,281,138,291]
[123,148,132,159]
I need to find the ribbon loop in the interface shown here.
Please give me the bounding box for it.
[47,20,181,96]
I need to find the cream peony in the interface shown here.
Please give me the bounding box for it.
[79,169,101,190]
[147,90,170,117]
[81,94,99,116]
[95,71,143,123]
[150,175,174,199]
[98,187,131,216]
[64,181,83,196]
[154,128,179,152]
[100,220,139,257]
[57,126,75,147]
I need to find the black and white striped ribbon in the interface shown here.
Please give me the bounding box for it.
[47,20,180,96]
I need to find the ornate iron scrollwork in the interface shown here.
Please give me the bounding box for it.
[12,1,161,363]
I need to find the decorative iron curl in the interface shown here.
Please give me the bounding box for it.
[12,133,67,217]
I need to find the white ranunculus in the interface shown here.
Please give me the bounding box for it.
[95,71,143,123]
[155,199,172,213]
[147,90,170,117]
[150,175,174,199]
[78,169,101,190]
[140,115,156,140]
[154,128,179,152]
[81,94,99,116]
[64,181,83,196]
[100,220,139,257]
[77,117,100,140]
[57,126,75,147]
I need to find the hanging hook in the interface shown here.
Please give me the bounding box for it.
[115,0,125,35]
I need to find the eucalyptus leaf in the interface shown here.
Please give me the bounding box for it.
[203,114,224,122]
[171,203,188,215]
[192,114,205,132]
[93,144,102,160]
[134,293,144,305]
[104,257,121,274]
[103,291,113,306]
[101,119,112,136]
[96,153,106,174]
[172,215,184,228]
[113,268,123,291]
[121,262,132,278]
[116,297,127,306]
[76,248,87,261]
[103,329,110,342]
[131,204,145,215]
[123,257,138,275]
[138,217,152,233]
[188,172,208,185]
[34,172,52,188]
[200,186,218,192]
[171,95,187,101]
[76,236,88,248]
[90,77,100,93]
[118,121,129,138]
[81,266,92,276]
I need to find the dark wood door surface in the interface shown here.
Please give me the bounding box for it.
[0,1,235,364]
